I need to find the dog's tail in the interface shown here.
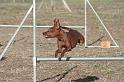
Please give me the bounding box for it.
[78,34,85,45]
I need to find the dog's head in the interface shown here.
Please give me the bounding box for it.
[43,19,62,38]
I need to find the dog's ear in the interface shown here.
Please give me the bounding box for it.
[53,19,57,27]
[56,19,61,29]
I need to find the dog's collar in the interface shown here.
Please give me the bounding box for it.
[57,30,67,41]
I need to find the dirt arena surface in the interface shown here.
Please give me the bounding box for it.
[0,0,124,82]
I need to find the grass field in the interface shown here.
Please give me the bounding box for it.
[0,0,124,82]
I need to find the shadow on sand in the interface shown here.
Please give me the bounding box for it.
[37,65,77,82]
[71,76,99,82]
[37,65,99,82]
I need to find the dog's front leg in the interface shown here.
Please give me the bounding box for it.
[55,49,62,57]
[55,40,63,57]
[60,46,71,57]
[60,48,67,57]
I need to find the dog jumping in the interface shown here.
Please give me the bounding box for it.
[43,19,84,57]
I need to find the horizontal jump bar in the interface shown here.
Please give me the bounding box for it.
[36,57,124,61]
[87,46,119,48]
[0,25,85,28]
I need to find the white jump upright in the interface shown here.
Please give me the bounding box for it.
[84,0,119,48]
[0,5,33,60]
[86,0,119,48]
[32,0,121,82]
[84,0,87,47]
[32,0,36,82]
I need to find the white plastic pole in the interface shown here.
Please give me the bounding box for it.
[33,0,36,58]
[62,0,72,12]
[33,0,36,82]
[87,46,119,48]
[33,56,36,82]
[86,0,119,47]
[0,5,33,60]
[37,57,124,61]
[37,0,44,12]
[51,0,54,11]
[13,0,15,3]
[0,25,85,28]
[84,0,87,47]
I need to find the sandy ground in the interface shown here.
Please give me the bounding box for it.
[0,0,124,82]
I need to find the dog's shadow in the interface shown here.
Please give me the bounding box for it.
[37,65,77,82]
[37,65,99,82]
[71,76,99,82]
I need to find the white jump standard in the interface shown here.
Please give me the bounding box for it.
[33,56,124,82]
[32,0,120,82]
[0,4,33,60]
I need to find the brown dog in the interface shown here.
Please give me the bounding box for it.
[43,19,84,57]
